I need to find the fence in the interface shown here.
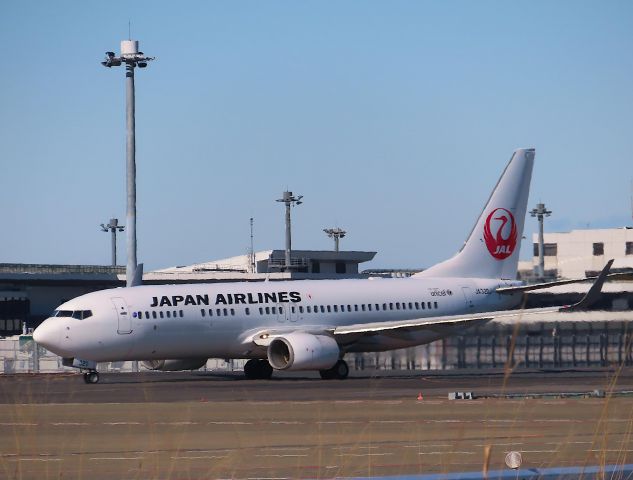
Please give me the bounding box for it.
[2,320,633,374]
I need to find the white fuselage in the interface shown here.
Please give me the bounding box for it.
[34,276,521,362]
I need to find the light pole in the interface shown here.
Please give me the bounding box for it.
[324,227,346,252]
[530,202,552,279]
[100,218,125,266]
[276,191,303,270]
[101,40,154,286]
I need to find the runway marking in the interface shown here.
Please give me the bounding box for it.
[336,452,393,457]
[103,421,141,425]
[270,421,305,425]
[0,422,37,426]
[172,455,229,459]
[316,420,361,424]
[266,447,310,452]
[404,444,452,448]
[337,445,379,450]
[9,458,62,462]
[208,421,253,425]
[51,422,90,426]
[418,451,476,455]
[508,450,558,453]
[475,442,524,447]
[546,441,591,445]
[155,421,198,425]
[588,449,633,452]
[90,456,144,461]
[255,454,309,458]
[370,420,409,424]
[533,419,582,423]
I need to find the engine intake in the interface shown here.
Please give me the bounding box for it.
[141,358,207,371]
[267,332,339,371]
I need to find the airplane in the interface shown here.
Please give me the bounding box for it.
[33,148,612,384]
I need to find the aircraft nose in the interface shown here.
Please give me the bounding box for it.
[33,319,62,352]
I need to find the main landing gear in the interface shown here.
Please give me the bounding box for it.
[319,359,349,380]
[83,371,100,384]
[244,359,274,380]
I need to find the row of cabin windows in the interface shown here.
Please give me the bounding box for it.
[136,310,184,320]
[197,301,440,317]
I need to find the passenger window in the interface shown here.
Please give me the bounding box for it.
[145,312,150,319]
[166,311,171,318]
[347,305,352,312]
[291,306,296,314]
[354,305,358,312]
[259,307,263,315]
[415,302,419,309]
[271,307,277,314]
[320,306,325,313]
[368,304,372,311]
[279,307,284,314]
[333,305,338,312]
[396,302,400,310]
[245,307,250,315]
[152,311,157,319]
[375,304,379,310]
[427,302,432,309]
[208,309,213,316]
[201,309,206,317]
[306,306,311,313]
[230,308,235,315]
[361,305,366,312]
[216,309,221,316]
[421,302,425,310]
[265,307,270,315]
[434,302,438,309]
[408,302,413,309]
[298,306,303,313]
[174,311,178,318]
[327,305,331,313]
[389,303,394,310]
[383,303,387,310]
[223,308,228,316]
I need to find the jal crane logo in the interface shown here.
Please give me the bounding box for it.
[483,208,517,260]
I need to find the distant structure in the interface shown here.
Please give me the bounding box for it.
[276,191,303,270]
[100,39,154,286]
[530,202,552,279]
[100,218,125,266]
[324,227,346,252]
[519,226,633,280]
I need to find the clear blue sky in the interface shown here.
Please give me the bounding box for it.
[1,1,632,270]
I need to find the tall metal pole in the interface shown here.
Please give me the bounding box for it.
[101,218,125,266]
[285,200,292,267]
[101,41,153,286]
[126,62,137,284]
[324,227,346,252]
[530,202,552,280]
[276,191,303,271]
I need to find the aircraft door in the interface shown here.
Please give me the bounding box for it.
[276,304,298,323]
[461,287,474,310]
[112,297,132,334]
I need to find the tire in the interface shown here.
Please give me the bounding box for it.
[85,372,99,384]
[258,360,273,379]
[244,359,259,379]
[320,360,349,380]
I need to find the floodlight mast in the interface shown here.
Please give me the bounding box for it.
[101,40,154,286]
[100,218,125,266]
[323,227,346,252]
[276,191,303,270]
[530,202,552,279]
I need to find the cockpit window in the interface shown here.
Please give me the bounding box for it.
[54,310,92,319]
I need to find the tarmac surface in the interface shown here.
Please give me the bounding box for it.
[1,368,633,479]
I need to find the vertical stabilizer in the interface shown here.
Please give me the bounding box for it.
[416,148,534,279]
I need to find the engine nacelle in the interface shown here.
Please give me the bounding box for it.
[141,358,207,371]
[267,332,339,371]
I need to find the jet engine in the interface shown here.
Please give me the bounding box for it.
[141,358,207,371]
[267,332,339,371]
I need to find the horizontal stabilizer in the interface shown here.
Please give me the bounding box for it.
[559,259,613,312]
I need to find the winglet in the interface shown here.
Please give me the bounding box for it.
[560,259,613,312]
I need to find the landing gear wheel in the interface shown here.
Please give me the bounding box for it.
[83,371,99,384]
[244,359,274,379]
[257,360,273,379]
[319,360,349,380]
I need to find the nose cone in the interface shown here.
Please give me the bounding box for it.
[33,319,62,353]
